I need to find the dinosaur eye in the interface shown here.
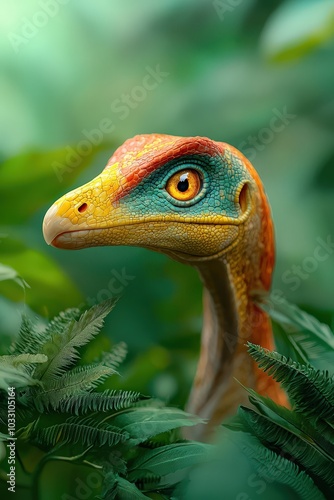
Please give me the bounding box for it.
[165,169,202,201]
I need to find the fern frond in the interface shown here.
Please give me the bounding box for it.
[100,342,127,372]
[0,363,40,390]
[237,432,326,500]
[34,299,117,381]
[262,295,334,370]
[57,389,142,415]
[247,343,334,422]
[11,316,46,355]
[238,406,334,490]
[240,387,334,458]
[33,363,116,411]
[30,417,128,448]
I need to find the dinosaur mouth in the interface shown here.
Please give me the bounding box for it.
[49,222,240,261]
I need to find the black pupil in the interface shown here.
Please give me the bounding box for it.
[177,174,189,192]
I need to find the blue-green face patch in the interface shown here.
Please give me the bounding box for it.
[119,152,253,222]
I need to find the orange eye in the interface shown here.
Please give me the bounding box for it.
[165,169,202,201]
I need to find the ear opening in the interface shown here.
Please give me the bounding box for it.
[238,183,250,214]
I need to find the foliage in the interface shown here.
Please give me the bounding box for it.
[0,298,207,499]
[179,341,334,500]
[0,286,333,499]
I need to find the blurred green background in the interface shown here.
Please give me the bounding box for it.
[1,0,334,410]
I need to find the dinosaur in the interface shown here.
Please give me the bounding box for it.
[43,134,286,440]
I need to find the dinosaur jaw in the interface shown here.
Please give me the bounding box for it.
[43,207,241,258]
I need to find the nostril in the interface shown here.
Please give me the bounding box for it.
[78,203,88,213]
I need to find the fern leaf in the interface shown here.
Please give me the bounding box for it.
[247,343,334,422]
[100,342,127,372]
[33,364,116,411]
[11,316,47,356]
[238,406,334,491]
[0,353,47,368]
[34,299,117,381]
[57,389,142,415]
[0,363,40,389]
[30,417,128,448]
[239,386,334,459]
[237,432,326,500]
[261,295,334,371]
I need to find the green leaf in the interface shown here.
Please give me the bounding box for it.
[0,353,47,367]
[129,442,211,485]
[111,407,205,445]
[180,429,326,500]
[34,299,117,381]
[260,295,334,371]
[33,364,116,411]
[29,417,128,448]
[0,145,106,225]
[57,389,142,415]
[261,0,334,62]
[247,343,334,422]
[239,386,334,459]
[0,363,40,389]
[0,263,28,288]
[116,476,148,499]
[237,406,334,491]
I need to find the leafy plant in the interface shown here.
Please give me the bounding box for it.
[0,298,208,499]
[179,318,334,500]
[0,273,333,499]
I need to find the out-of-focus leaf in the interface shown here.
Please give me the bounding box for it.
[0,263,28,288]
[261,0,334,61]
[260,295,334,371]
[129,442,211,486]
[111,407,204,445]
[179,429,325,500]
[0,237,82,316]
[0,144,110,224]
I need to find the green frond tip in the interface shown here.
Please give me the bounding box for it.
[33,298,118,381]
[247,342,334,422]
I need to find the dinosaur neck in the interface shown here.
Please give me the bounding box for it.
[186,255,251,412]
[183,246,284,441]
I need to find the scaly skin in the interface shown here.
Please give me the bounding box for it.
[43,134,286,440]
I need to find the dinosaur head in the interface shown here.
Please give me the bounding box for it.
[43,134,269,264]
